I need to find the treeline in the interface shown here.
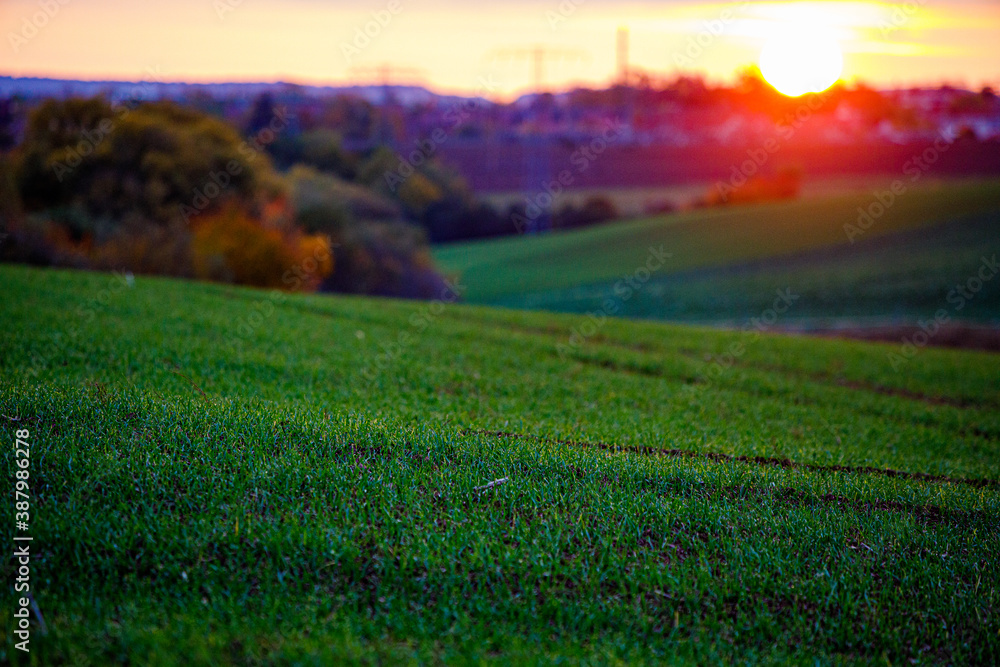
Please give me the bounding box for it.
[245,93,619,243]
[0,95,621,296]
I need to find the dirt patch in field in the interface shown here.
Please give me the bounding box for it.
[464,429,1000,490]
[573,346,997,415]
[768,487,977,526]
[832,377,968,407]
[799,324,1000,353]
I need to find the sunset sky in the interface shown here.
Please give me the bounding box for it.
[2,0,999,98]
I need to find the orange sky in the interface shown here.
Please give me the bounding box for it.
[1,1,998,98]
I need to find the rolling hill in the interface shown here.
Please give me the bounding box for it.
[433,179,1000,327]
[1,264,998,664]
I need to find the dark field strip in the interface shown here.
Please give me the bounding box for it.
[465,429,1000,490]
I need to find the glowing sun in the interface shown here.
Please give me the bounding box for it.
[759,28,843,97]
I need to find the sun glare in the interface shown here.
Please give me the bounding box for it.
[759,26,844,97]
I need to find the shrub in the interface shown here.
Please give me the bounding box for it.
[700,167,802,207]
[88,222,195,277]
[553,196,619,230]
[0,216,73,267]
[287,165,400,235]
[0,152,22,224]
[268,129,359,179]
[191,207,332,289]
[322,221,445,299]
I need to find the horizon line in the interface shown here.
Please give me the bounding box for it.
[1,71,997,101]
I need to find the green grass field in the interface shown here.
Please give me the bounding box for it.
[2,264,999,664]
[435,180,1000,325]
[486,207,1000,325]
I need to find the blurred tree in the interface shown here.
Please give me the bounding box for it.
[321,220,445,299]
[17,98,261,231]
[553,196,618,230]
[0,98,17,151]
[287,165,399,235]
[317,96,378,143]
[300,130,356,178]
[191,206,332,289]
[245,92,277,136]
[270,129,357,178]
[0,153,21,225]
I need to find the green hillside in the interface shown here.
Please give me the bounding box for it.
[2,264,999,664]
[487,207,1000,324]
[434,180,1000,321]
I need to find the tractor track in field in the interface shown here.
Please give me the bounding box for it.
[434,310,1000,416]
[561,352,1000,443]
[463,429,1000,491]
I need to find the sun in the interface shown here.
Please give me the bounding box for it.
[759,27,844,97]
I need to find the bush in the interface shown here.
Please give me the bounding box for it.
[286,165,448,298]
[357,147,451,217]
[191,207,332,289]
[88,221,195,277]
[0,152,21,223]
[287,165,400,235]
[322,221,446,299]
[353,146,511,243]
[0,216,74,267]
[269,129,359,179]
[553,196,619,230]
[700,167,802,207]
